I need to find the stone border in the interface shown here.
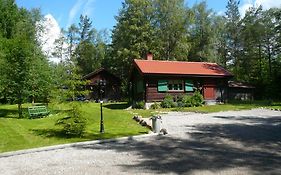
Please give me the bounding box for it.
[0,133,158,158]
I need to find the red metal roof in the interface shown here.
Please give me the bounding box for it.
[134,59,232,77]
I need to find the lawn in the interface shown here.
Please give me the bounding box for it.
[129,100,281,117]
[0,102,148,153]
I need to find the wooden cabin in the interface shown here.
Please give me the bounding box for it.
[228,81,255,100]
[83,68,121,101]
[130,54,233,105]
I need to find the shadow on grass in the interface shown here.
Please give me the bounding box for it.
[72,114,281,174]
[103,103,130,110]
[31,128,148,140]
[0,108,29,118]
[31,129,68,138]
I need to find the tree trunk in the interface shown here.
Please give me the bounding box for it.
[267,45,272,76]
[258,43,262,79]
[18,103,23,118]
[267,38,272,76]
[32,96,35,105]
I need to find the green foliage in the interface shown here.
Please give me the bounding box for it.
[56,103,86,136]
[133,101,145,109]
[161,94,177,108]
[0,1,52,117]
[110,0,156,81]
[160,92,204,108]
[72,15,108,76]
[182,95,193,107]
[52,61,89,102]
[188,1,215,61]
[191,91,204,107]
[150,102,161,109]
[153,0,189,60]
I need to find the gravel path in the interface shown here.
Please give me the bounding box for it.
[1,109,281,175]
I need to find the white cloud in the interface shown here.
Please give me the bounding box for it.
[67,0,96,27]
[239,2,254,17]
[255,0,281,9]
[83,0,96,17]
[239,0,281,17]
[37,14,62,63]
[67,0,84,27]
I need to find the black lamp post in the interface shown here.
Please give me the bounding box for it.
[99,79,106,133]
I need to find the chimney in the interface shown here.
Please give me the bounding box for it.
[146,52,153,61]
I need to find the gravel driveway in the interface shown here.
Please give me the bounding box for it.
[1,109,281,175]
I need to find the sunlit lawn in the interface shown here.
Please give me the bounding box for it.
[0,102,148,153]
[129,100,281,117]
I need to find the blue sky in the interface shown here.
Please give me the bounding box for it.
[16,0,228,31]
[16,0,280,31]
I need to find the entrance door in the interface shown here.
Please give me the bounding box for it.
[204,86,215,100]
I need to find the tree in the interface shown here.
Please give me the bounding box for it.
[0,1,53,116]
[225,0,242,77]
[0,0,18,39]
[53,31,67,63]
[188,1,214,61]
[72,15,106,76]
[65,24,79,61]
[153,0,189,60]
[111,0,156,79]
[212,15,228,66]
[3,38,33,117]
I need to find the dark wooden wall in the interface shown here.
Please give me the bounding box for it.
[86,71,121,101]
[144,76,228,102]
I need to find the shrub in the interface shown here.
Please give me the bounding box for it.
[161,94,176,108]
[191,90,204,106]
[182,95,193,107]
[133,101,145,109]
[56,104,86,137]
[150,102,161,109]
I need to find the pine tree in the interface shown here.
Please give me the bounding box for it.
[111,0,156,79]
[225,0,242,78]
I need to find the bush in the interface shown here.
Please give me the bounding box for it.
[191,90,204,106]
[182,95,193,107]
[161,94,176,108]
[133,101,145,109]
[56,104,86,137]
[150,102,161,109]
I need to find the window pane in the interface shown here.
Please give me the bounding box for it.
[179,84,183,90]
[174,84,178,90]
[168,84,173,90]
[158,80,168,92]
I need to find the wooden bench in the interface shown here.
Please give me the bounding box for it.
[28,106,50,118]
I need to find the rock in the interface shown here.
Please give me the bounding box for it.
[135,116,141,122]
[160,128,168,135]
[139,120,147,126]
[141,121,147,126]
[146,125,152,130]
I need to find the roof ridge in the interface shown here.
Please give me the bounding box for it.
[134,59,217,64]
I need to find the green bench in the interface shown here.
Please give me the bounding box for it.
[28,106,50,118]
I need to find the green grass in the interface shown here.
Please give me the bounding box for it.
[128,100,281,117]
[0,102,148,153]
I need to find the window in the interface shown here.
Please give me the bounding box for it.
[185,80,194,92]
[158,80,168,92]
[168,80,183,91]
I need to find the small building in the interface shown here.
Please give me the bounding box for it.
[130,54,233,105]
[83,68,121,101]
[228,81,255,100]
